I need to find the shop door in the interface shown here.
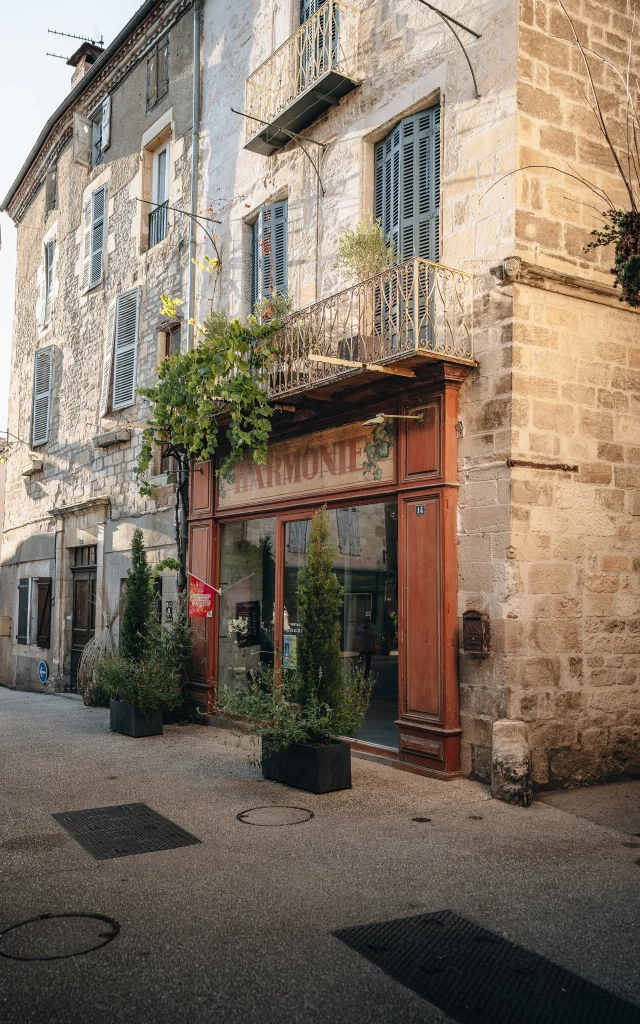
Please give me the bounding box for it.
[70,546,97,692]
[401,495,440,719]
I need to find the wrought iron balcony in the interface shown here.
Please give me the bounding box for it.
[245,0,360,156]
[148,200,168,248]
[268,258,475,399]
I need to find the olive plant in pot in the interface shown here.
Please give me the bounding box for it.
[95,528,184,737]
[218,507,374,793]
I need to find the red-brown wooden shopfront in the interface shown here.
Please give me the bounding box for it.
[187,363,469,779]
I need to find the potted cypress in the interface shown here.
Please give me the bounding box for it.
[95,528,183,736]
[218,507,373,793]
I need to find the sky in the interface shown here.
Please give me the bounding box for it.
[0,0,141,432]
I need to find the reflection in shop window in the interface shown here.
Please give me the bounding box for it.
[336,507,361,556]
[286,519,309,554]
[218,517,276,691]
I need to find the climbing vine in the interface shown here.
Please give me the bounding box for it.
[362,420,394,480]
[135,294,291,495]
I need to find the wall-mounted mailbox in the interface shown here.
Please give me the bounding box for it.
[462,610,490,654]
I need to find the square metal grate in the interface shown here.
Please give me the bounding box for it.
[334,910,640,1024]
[52,803,201,860]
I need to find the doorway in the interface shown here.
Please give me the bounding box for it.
[70,545,97,692]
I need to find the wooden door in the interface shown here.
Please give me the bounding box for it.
[402,494,441,718]
[70,568,96,690]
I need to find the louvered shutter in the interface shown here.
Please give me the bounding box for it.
[81,196,92,290]
[375,105,441,263]
[17,579,29,645]
[32,347,52,446]
[99,300,117,417]
[272,201,288,294]
[252,201,288,309]
[45,167,57,213]
[90,185,106,287]
[44,238,55,326]
[300,0,327,21]
[73,112,91,166]
[36,578,52,648]
[101,95,111,151]
[112,288,139,410]
[374,124,401,257]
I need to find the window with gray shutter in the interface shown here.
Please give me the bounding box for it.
[82,185,107,290]
[374,105,440,263]
[336,508,361,556]
[112,288,139,411]
[17,579,29,645]
[45,167,58,213]
[251,200,288,310]
[43,239,55,327]
[147,35,169,109]
[32,347,53,446]
[99,300,117,417]
[287,520,309,554]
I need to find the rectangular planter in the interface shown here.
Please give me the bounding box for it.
[109,699,163,738]
[262,739,351,794]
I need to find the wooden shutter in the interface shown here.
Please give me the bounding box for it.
[252,201,288,308]
[101,95,111,151]
[73,112,91,166]
[375,105,441,263]
[112,288,139,410]
[36,578,52,648]
[32,347,53,446]
[158,36,169,100]
[90,185,107,287]
[336,508,361,556]
[374,122,401,257]
[147,48,157,108]
[99,299,117,417]
[44,238,55,326]
[17,579,29,645]
[300,0,326,20]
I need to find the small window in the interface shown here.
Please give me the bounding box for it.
[17,579,29,645]
[147,35,169,110]
[43,239,55,327]
[73,545,97,567]
[160,444,179,477]
[90,96,111,168]
[149,143,169,248]
[164,324,181,358]
[45,167,58,214]
[251,200,288,311]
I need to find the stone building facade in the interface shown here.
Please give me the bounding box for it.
[0,0,197,689]
[188,0,638,789]
[2,0,638,790]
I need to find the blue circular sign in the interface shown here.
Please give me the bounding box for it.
[38,661,49,684]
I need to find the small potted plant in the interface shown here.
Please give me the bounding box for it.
[97,655,182,737]
[94,527,186,736]
[218,507,374,793]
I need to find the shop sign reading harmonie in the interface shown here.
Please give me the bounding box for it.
[217,420,395,511]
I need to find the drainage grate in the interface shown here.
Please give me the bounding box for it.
[333,910,640,1024]
[52,803,201,860]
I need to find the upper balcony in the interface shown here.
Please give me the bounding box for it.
[245,0,361,156]
[267,257,475,400]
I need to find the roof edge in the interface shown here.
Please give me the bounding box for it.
[1,0,162,214]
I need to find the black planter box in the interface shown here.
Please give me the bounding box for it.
[109,699,163,738]
[262,739,351,794]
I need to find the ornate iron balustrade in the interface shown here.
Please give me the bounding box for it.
[245,0,360,154]
[148,201,168,248]
[268,258,475,398]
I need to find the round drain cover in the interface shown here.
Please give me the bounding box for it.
[237,805,314,826]
[0,913,119,961]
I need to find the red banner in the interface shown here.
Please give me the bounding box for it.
[188,573,217,618]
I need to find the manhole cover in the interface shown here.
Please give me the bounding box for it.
[52,803,201,860]
[237,805,314,826]
[334,911,640,1023]
[0,913,119,961]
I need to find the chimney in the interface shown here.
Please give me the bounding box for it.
[67,42,104,88]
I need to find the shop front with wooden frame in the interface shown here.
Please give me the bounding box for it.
[187,362,470,780]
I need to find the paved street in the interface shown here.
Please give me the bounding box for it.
[0,687,639,1024]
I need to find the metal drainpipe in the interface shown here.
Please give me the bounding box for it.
[186,0,201,349]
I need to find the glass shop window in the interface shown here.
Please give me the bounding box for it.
[217,517,276,692]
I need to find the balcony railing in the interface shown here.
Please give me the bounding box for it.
[148,200,168,249]
[268,258,475,398]
[245,0,360,156]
